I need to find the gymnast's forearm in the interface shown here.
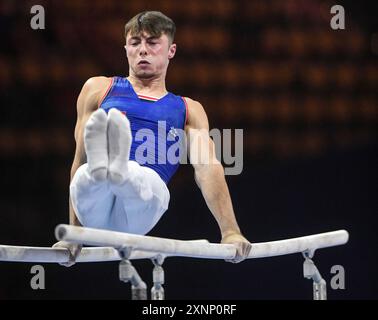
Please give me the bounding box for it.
[195,164,241,238]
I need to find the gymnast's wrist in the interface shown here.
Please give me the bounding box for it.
[221,228,242,239]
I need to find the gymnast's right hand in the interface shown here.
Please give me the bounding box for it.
[52,241,82,267]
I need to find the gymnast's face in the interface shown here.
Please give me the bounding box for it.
[125,31,176,79]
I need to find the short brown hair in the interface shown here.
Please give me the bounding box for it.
[125,11,176,43]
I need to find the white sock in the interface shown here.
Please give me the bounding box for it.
[107,108,132,185]
[84,108,108,181]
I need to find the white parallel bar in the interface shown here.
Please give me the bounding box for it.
[0,227,349,263]
[0,245,162,263]
[56,224,349,260]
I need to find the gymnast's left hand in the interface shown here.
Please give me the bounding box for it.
[52,241,82,267]
[221,232,252,263]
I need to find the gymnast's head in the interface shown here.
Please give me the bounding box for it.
[124,11,177,79]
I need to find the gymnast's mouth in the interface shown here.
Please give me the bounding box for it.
[138,60,150,65]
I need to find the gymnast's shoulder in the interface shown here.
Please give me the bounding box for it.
[82,76,112,95]
[77,76,112,112]
[182,96,209,128]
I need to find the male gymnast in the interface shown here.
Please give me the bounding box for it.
[55,11,251,266]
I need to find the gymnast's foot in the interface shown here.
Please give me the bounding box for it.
[107,108,132,185]
[84,108,108,181]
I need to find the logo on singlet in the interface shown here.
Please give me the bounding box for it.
[168,126,179,139]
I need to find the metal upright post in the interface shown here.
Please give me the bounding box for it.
[118,246,147,300]
[302,250,327,300]
[151,255,165,300]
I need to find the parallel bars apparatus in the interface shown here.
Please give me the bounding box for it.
[0,224,349,300]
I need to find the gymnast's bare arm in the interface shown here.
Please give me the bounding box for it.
[184,97,252,263]
[53,76,111,266]
[68,76,111,226]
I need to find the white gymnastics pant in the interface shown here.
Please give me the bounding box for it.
[70,161,170,235]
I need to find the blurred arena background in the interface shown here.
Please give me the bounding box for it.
[0,0,376,299]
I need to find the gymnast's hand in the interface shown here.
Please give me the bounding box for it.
[221,232,252,263]
[52,241,83,267]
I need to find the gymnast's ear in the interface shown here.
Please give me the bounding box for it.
[168,43,176,60]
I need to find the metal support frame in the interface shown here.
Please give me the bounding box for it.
[118,246,147,300]
[303,250,327,300]
[150,254,165,300]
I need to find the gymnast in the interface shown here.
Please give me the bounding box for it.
[54,11,251,266]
